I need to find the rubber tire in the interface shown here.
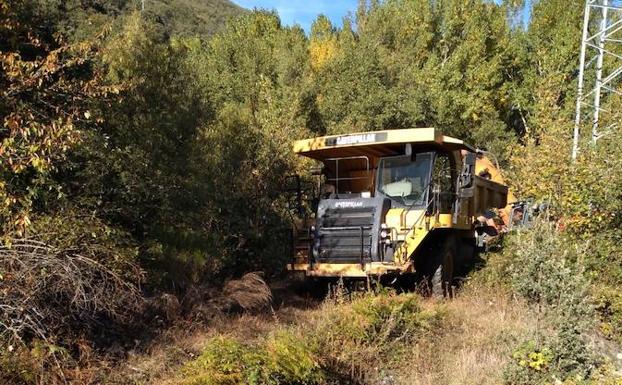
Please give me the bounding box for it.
[430,235,456,298]
[456,237,476,276]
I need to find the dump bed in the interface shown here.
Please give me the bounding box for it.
[471,175,508,216]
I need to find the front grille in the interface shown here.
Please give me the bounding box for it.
[317,207,375,262]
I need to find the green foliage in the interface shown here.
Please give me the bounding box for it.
[505,0,622,354]
[181,333,323,385]
[0,0,105,238]
[507,0,583,139]
[181,11,312,277]
[144,0,246,38]
[594,285,622,344]
[309,0,517,157]
[180,292,441,385]
[75,11,312,287]
[312,291,442,383]
[505,341,554,385]
[88,14,220,286]
[501,221,598,384]
[324,291,437,344]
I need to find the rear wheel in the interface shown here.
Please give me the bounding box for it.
[430,235,456,297]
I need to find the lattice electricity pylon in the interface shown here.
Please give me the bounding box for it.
[572,0,622,160]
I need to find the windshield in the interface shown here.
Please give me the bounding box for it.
[377,153,433,206]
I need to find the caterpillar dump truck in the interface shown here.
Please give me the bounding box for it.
[287,128,509,295]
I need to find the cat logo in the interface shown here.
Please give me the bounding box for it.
[335,133,377,146]
[334,201,364,209]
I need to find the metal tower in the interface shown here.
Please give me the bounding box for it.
[573,0,622,160]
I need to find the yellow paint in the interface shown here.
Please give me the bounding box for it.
[384,208,403,231]
[384,208,426,231]
[394,226,429,265]
[476,155,516,226]
[287,262,408,278]
[293,127,474,155]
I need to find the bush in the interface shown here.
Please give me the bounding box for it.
[501,220,598,384]
[504,341,554,385]
[0,211,144,384]
[594,286,622,343]
[180,291,442,385]
[309,291,442,384]
[180,333,323,385]
[318,291,438,344]
[0,344,39,385]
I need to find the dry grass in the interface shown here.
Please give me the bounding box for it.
[104,316,276,384]
[105,301,313,385]
[401,284,537,385]
[101,279,537,385]
[221,272,273,312]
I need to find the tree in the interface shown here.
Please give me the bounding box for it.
[0,0,105,237]
[184,11,312,277]
[309,0,517,157]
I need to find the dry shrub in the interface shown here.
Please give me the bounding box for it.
[0,238,143,345]
[0,231,144,385]
[220,272,273,313]
[141,273,274,330]
[147,293,183,323]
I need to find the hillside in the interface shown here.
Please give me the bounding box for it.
[50,0,246,40]
[143,0,247,37]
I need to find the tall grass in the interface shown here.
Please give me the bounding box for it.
[176,290,443,385]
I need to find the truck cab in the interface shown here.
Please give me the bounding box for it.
[288,128,508,294]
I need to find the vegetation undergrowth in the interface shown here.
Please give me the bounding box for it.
[177,291,443,385]
[470,220,622,385]
[3,0,622,383]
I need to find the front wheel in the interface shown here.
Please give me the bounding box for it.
[430,235,456,297]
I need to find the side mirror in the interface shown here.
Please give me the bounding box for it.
[458,153,475,198]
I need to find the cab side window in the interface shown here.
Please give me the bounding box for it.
[432,153,455,213]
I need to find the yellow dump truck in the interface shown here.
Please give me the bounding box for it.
[287,128,508,295]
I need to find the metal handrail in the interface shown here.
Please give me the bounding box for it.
[393,197,436,263]
[318,225,373,231]
[325,156,370,194]
[402,178,434,220]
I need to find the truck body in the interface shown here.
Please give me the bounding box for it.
[287,128,509,295]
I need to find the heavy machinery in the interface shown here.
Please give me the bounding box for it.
[286,128,510,295]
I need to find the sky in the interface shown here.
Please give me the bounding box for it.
[232,1,533,33]
[232,0,359,32]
